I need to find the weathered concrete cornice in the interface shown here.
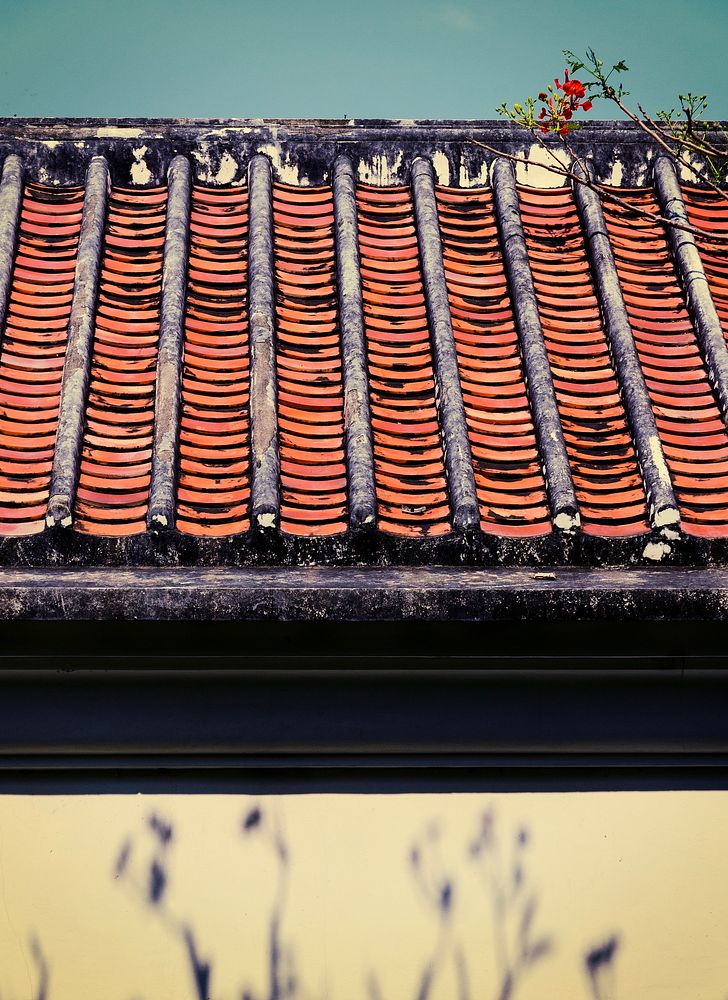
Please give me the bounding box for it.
[0,118,713,187]
[1,565,728,621]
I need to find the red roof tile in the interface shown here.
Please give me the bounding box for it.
[519,185,649,538]
[0,183,83,536]
[177,184,251,537]
[358,184,451,537]
[75,186,165,536]
[436,186,551,538]
[603,189,728,538]
[274,182,348,537]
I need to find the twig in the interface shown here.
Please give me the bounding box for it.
[602,87,728,201]
[650,115,727,162]
[635,103,728,202]
[466,136,728,242]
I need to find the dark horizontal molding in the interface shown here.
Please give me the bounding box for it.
[1,754,728,793]
[0,667,726,757]
[3,566,728,621]
[0,118,721,142]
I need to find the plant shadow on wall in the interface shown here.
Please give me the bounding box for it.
[105,804,620,1000]
[15,805,620,1000]
[6,936,50,1000]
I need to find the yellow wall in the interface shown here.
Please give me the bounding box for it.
[0,792,726,1000]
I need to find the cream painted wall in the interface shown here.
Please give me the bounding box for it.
[0,792,726,1000]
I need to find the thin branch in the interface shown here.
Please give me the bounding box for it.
[468,136,570,179]
[466,136,728,243]
[603,87,728,202]
[653,107,728,160]
[651,116,727,162]
[636,103,728,203]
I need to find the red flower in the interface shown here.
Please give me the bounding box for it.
[563,79,586,99]
[527,69,594,135]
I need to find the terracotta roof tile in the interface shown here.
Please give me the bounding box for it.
[0,183,83,536]
[435,186,550,537]
[0,123,726,563]
[74,186,166,535]
[519,185,649,537]
[603,189,728,538]
[358,183,451,537]
[177,184,250,537]
[274,182,348,536]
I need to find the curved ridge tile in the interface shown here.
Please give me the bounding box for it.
[603,187,728,538]
[176,184,251,537]
[356,183,451,537]
[435,185,550,537]
[273,181,347,536]
[0,182,83,536]
[74,186,167,536]
[518,184,649,537]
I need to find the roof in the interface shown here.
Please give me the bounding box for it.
[0,118,727,570]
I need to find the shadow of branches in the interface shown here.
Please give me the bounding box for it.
[114,804,306,1000]
[584,935,620,1000]
[8,803,626,1000]
[111,802,625,1000]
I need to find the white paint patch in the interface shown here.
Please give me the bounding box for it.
[515,143,569,188]
[677,150,704,185]
[357,150,405,185]
[257,512,276,529]
[192,147,241,185]
[46,512,72,528]
[654,506,680,529]
[42,140,61,150]
[206,127,243,138]
[96,127,144,139]
[458,158,490,188]
[643,540,672,562]
[213,151,238,184]
[554,511,580,532]
[255,143,306,185]
[130,145,153,186]
[610,157,624,186]
[74,141,86,150]
[152,513,168,528]
[430,150,450,185]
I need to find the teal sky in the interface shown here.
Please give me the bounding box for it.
[0,0,726,119]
